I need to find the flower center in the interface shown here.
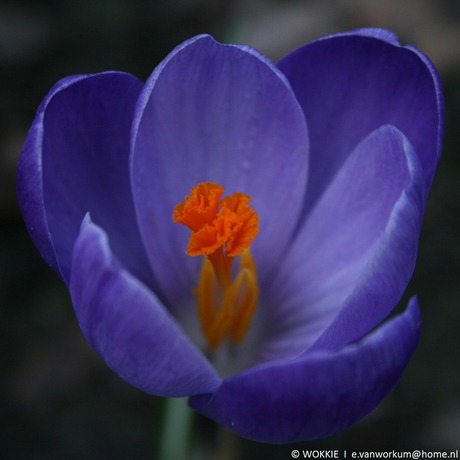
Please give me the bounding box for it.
[173,182,259,349]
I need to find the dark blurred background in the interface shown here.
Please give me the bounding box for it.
[1,0,459,458]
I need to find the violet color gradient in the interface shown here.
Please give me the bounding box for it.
[17,29,443,442]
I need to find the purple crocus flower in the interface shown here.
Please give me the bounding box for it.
[17,28,443,443]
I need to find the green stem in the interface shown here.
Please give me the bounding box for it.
[157,397,194,460]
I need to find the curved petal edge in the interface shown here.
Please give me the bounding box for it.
[189,297,421,443]
[319,27,401,46]
[17,74,91,279]
[309,128,425,351]
[277,28,444,214]
[17,72,153,289]
[70,214,221,397]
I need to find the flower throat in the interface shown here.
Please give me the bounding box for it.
[173,182,259,350]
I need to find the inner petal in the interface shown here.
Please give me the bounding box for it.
[130,34,309,312]
[257,126,421,362]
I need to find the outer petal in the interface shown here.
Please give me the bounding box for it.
[189,297,421,443]
[130,34,309,309]
[17,75,89,278]
[277,28,444,213]
[17,72,152,287]
[70,214,221,397]
[257,126,425,361]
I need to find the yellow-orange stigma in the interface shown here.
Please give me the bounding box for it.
[173,182,259,349]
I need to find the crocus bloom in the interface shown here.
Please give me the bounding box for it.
[17,28,444,443]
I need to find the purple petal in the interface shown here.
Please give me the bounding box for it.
[190,297,421,443]
[17,75,89,279]
[17,72,152,287]
[310,140,425,352]
[277,28,444,214]
[325,27,400,45]
[131,34,309,310]
[258,125,425,361]
[70,214,221,397]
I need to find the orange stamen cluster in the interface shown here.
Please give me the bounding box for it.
[173,182,259,349]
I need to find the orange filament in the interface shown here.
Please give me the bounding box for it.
[173,182,259,349]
